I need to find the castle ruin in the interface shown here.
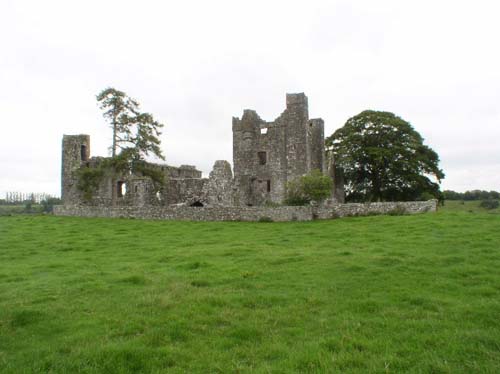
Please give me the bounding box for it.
[62,93,342,208]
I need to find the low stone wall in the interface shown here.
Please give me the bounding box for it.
[53,200,437,222]
[316,200,438,220]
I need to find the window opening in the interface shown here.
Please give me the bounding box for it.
[190,201,204,207]
[80,144,88,161]
[267,180,271,192]
[258,151,267,165]
[117,181,126,197]
[260,127,268,135]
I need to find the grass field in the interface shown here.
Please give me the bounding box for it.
[1,202,499,373]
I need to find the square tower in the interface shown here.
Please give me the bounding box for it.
[232,93,325,206]
[61,134,90,204]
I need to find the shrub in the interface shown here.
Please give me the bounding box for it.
[23,202,33,213]
[76,167,104,201]
[284,178,310,206]
[284,170,332,206]
[419,192,435,201]
[479,199,499,210]
[301,170,333,202]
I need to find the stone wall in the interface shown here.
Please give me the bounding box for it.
[164,178,208,206]
[315,200,438,220]
[61,134,210,207]
[232,93,326,206]
[62,93,333,210]
[61,134,90,205]
[206,160,234,206]
[54,200,437,222]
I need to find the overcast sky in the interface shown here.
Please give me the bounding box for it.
[1,0,499,197]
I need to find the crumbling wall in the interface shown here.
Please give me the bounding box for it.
[307,118,325,173]
[206,160,234,206]
[164,178,208,206]
[284,93,310,180]
[62,93,332,210]
[232,93,327,206]
[163,160,235,207]
[61,134,206,207]
[327,153,345,203]
[61,134,90,205]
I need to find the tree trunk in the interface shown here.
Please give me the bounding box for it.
[111,117,117,206]
[112,118,117,158]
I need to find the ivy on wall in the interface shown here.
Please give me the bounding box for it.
[76,167,105,201]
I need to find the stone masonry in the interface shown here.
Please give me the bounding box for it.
[54,93,437,221]
[56,92,436,221]
[61,93,333,209]
[232,93,325,206]
[54,200,438,222]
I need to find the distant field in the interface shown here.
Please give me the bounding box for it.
[0,204,46,216]
[0,205,26,215]
[1,205,499,373]
[442,199,500,214]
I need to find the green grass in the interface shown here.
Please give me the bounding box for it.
[442,199,500,214]
[1,206,499,373]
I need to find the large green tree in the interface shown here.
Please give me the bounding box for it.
[326,110,444,202]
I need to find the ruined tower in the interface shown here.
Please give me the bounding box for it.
[232,93,326,206]
[61,93,330,209]
[61,134,90,205]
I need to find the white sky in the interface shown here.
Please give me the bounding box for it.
[1,0,499,197]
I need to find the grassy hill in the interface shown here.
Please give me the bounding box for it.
[0,204,499,373]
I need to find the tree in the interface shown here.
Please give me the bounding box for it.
[443,190,463,200]
[285,170,333,205]
[40,197,62,213]
[96,88,137,158]
[90,88,166,204]
[480,199,499,209]
[96,88,165,160]
[325,110,444,202]
[490,190,500,199]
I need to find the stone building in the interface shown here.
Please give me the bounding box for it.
[232,93,325,206]
[61,93,342,207]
